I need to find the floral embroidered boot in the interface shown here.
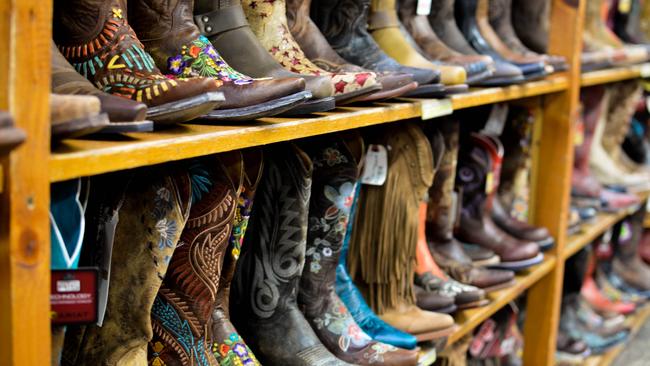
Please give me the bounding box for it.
[231,143,353,366]
[62,166,192,366]
[128,0,314,121]
[241,0,383,103]
[53,0,224,125]
[211,150,263,366]
[148,154,242,366]
[298,136,419,365]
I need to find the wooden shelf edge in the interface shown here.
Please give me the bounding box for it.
[583,305,650,366]
[447,255,557,345]
[580,63,650,87]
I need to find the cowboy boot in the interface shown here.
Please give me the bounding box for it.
[428,0,524,86]
[511,0,549,53]
[192,0,337,114]
[299,136,419,365]
[240,0,383,104]
[611,208,650,292]
[424,120,515,292]
[487,0,567,71]
[53,0,224,124]
[231,143,351,366]
[455,133,542,271]
[455,0,549,79]
[210,150,263,366]
[62,166,192,366]
[310,0,450,97]
[286,0,419,102]
[128,0,313,121]
[50,94,111,140]
[397,0,494,85]
[368,0,468,85]
[51,41,152,133]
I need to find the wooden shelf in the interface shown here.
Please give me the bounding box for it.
[580,63,650,87]
[447,255,557,345]
[583,305,650,366]
[50,77,568,182]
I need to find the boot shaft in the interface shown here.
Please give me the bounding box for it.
[129,0,199,41]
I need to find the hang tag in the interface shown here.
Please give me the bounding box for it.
[482,103,509,136]
[416,0,432,15]
[361,144,388,186]
[420,98,453,120]
[51,268,98,325]
[640,63,650,78]
[619,0,632,13]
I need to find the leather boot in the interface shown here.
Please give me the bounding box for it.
[53,0,224,124]
[612,209,650,292]
[231,144,351,366]
[287,0,419,102]
[192,0,337,114]
[397,0,494,85]
[51,41,152,133]
[425,121,514,290]
[455,133,542,271]
[300,136,418,366]
[455,0,549,79]
[488,0,567,72]
[62,166,192,366]
[310,0,450,97]
[211,150,263,366]
[241,0,384,104]
[0,111,25,155]
[128,0,313,121]
[511,0,549,54]
[148,154,244,365]
[50,94,111,140]
[368,0,468,85]
[428,0,525,86]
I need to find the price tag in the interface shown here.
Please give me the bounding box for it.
[51,268,98,325]
[361,144,388,186]
[619,0,631,13]
[416,0,432,15]
[482,103,509,136]
[640,63,650,78]
[420,98,453,120]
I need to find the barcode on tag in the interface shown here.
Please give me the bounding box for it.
[57,279,81,293]
[417,0,432,15]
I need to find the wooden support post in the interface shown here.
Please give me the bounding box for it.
[523,0,585,364]
[0,0,52,364]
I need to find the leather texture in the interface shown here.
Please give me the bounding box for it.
[53,0,221,116]
[231,143,352,366]
[511,0,549,53]
[378,301,455,337]
[128,0,307,110]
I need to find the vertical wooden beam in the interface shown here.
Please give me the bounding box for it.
[0,0,52,364]
[523,0,585,364]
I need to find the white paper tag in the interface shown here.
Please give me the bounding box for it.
[417,0,432,15]
[482,103,509,136]
[640,63,650,78]
[420,98,453,120]
[361,145,388,186]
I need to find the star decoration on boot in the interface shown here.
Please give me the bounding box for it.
[112,8,123,19]
[334,79,348,94]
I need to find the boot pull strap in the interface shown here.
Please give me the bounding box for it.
[194,6,248,38]
[367,10,399,30]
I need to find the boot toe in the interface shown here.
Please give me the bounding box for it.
[379,346,419,366]
[96,93,147,122]
[305,74,335,99]
[400,66,438,85]
[218,78,305,109]
[504,241,540,262]
[470,268,515,289]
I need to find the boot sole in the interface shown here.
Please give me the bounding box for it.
[456,298,490,310]
[414,324,458,342]
[147,92,225,125]
[538,237,555,252]
[473,75,526,87]
[200,91,312,121]
[400,83,446,98]
[480,279,517,293]
[0,127,26,155]
[466,69,495,85]
[488,253,544,272]
[51,113,110,140]
[335,84,383,105]
[279,96,336,116]
[95,120,154,134]
[352,81,419,102]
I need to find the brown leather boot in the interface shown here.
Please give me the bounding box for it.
[299,136,419,366]
[147,154,243,365]
[455,133,542,271]
[286,0,419,102]
[425,121,515,290]
[128,0,313,121]
[241,0,383,103]
[231,144,352,366]
[511,0,549,54]
[62,167,192,366]
[51,41,152,133]
[211,150,263,366]
[397,0,493,85]
[612,208,650,292]
[53,0,224,124]
[50,94,111,140]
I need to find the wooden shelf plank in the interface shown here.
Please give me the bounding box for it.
[447,255,557,345]
[50,77,568,182]
[583,305,650,366]
[580,63,650,87]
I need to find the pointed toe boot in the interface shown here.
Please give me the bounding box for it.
[241,0,383,104]
[53,0,224,124]
[128,0,313,121]
[62,167,192,366]
[379,302,456,342]
[231,144,352,366]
